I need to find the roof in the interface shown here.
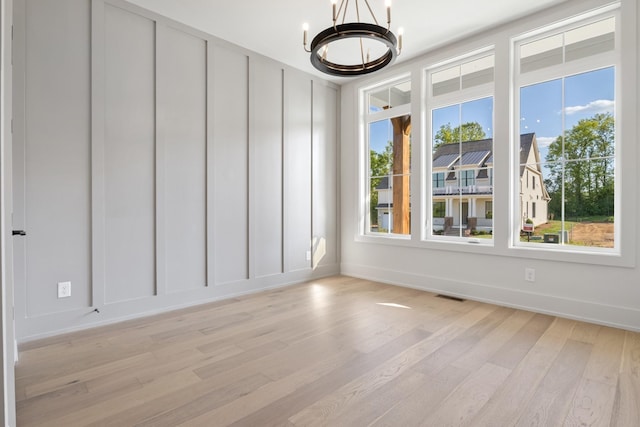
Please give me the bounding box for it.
[433,153,459,168]
[518,133,536,176]
[433,138,493,161]
[458,150,491,167]
[375,134,541,190]
[432,133,537,178]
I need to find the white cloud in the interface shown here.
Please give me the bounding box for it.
[536,136,556,148]
[564,99,614,116]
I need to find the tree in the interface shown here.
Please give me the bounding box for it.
[369,141,393,226]
[545,113,614,218]
[433,122,487,151]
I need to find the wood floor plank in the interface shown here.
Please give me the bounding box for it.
[412,306,513,376]
[514,339,593,426]
[316,369,429,427]
[563,378,616,427]
[228,328,431,427]
[19,369,202,426]
[371,365,471,426]
[452,308,535,372]
[471,317,577,426]
[176,345,362,426]
[562,327,625,426]
[583,326,626,386]
[14,276,638,427]
[421,362,512,427]
[17,374,142,426]
[134,373,273,427]
[489,312,556,369]
[23,351,155,399]
[610,331,640,427]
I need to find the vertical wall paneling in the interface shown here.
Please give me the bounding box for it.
[284,71,313,272]
[20,0,92,316]
[212,45,250,285]
[251,60,284,278]
[103,4,156,303]
[206,41,215,288]
[15,0,339,340]
[312,84,338,268]
[91,0,106,309]
[153,22,166,296]
[157,24,207,293]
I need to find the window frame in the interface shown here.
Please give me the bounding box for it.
[511,5,622,257]
[354,0,636,267]
[360,75,413,240]
[424,50,495,245]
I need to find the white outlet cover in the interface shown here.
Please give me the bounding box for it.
[58,281,71,298]
[525,268,535,282]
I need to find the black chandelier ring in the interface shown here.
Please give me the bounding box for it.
[309,23,398,77]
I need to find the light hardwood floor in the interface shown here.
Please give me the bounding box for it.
[15,276,640,426]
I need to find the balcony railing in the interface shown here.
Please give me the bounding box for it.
[432,185,493,195]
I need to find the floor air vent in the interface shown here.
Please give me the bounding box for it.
[436,294,466,302]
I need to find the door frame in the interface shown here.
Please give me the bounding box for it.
[1,0,17,424]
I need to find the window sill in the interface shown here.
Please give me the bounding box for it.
[353,232,634,268]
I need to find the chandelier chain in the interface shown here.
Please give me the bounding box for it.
[363,0,380,26]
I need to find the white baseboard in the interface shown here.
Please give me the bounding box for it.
[341,262,640,332]
[18,264,340,343]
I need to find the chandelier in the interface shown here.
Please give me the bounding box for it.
[303,0,403,77]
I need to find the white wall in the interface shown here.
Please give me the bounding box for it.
[340,0,640,331]
[12,0,339,341]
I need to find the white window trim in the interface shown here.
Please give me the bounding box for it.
[359,74,412,240]
[353,0,636,267]
[424,50,495,245]
[511,5,624,260]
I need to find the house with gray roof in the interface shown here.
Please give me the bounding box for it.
[375,133,550,234]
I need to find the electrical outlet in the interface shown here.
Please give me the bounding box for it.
[306,251,312,261]
[58,281,71,298]
[525,268,535,282]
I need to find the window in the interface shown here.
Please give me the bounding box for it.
[515,11,618,250]
[428,53,494,241]
[364,79,412,236]
[460,170,475,187]
[433,172,445,188]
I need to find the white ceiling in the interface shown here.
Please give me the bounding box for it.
[127,0,569,83]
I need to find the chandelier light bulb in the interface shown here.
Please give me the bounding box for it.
[303,23,309,47]
[385,0,392,25]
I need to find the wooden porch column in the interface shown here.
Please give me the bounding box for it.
[390,115,411,234]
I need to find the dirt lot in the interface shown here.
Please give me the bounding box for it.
[570,222,614,247]
[535,221,614,248]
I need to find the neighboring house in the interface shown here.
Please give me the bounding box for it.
[431,137,495,234]
[375,133,550,233]
[517,133,551,228]
[375,175,394,231]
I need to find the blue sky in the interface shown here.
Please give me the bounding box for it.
[370,66,615,181]
[520,66,615,164]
